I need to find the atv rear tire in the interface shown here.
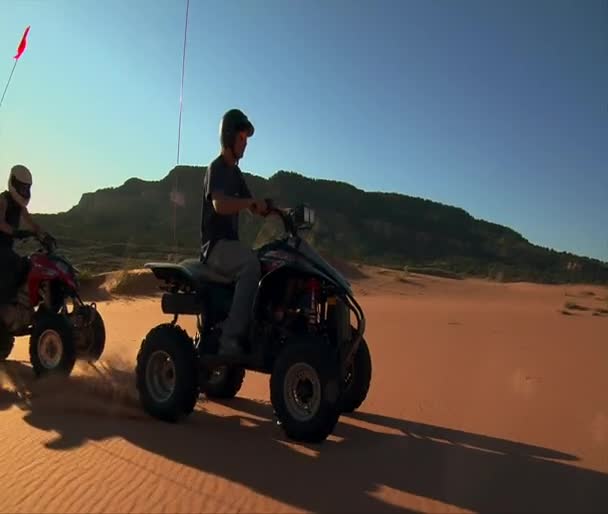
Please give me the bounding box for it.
[0,326,14,361]
[270,343,341,443]
[203,365,245,399]
[29,313,76,377]
[341,336,372,413]
[136,323,199,422]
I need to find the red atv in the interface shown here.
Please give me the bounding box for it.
[0,230,105,376]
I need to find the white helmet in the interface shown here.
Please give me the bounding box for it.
[8,164,32,208]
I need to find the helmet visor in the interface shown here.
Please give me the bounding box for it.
[11,176,31,200]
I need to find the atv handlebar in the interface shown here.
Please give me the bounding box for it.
[262,199,315,236]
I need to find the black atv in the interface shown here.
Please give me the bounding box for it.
[136,202,371,443]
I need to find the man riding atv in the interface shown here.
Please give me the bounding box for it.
[0,164,53,304]
[0,164,106,375]
[200,109,270,358]
[137,109,372,442]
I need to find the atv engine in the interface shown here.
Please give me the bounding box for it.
[261,270,353,353]
[267,274,347,339]
[265,277,313,331]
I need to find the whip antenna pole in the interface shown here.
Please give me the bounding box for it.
[177,0,190,165]
[0,60,17,110]
[172,0,190,257]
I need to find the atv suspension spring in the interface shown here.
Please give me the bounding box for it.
[306,278,320,327]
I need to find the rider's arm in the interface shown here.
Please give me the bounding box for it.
[211,192,254,215]
[20,207,43,236]
[0,196,14,236]
[206,164,254,215]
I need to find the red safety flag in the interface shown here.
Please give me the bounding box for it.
[14,26,30,60]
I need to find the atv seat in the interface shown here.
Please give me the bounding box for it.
[145,258,233,287]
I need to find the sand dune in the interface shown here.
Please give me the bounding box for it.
[1,268,607,513]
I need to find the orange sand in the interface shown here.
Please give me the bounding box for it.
[1,267,607,513]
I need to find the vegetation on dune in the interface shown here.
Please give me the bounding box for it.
[30,165,608,285]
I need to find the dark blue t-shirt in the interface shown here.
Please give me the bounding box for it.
[200,154,252,256]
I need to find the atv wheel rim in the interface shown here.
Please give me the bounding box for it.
[37,329,63,369]
[284,363,322,422]
[145,350,176,403]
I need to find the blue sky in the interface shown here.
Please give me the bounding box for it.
[0,0,606,261]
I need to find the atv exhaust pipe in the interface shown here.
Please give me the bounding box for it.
[161,293,204,315]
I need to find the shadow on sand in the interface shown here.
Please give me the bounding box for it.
[1,360,607,513]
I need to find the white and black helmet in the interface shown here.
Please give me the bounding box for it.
[8,164,32,207]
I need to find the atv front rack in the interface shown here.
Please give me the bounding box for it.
[339,289,366,378]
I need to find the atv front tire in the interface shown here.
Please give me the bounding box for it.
[341,336,372,413]
[270,343,342,443]
[0,326,14,361]
[85,307,106,362]
[135,323,199,422]
[203,365,246,399]
[29,313,76,377]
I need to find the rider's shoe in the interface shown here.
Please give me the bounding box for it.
[215,321,245,358]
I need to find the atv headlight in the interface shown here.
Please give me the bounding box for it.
[294,204,316,228]
[303,206,315,224]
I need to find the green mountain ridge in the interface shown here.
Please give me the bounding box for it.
[31,165,608,284]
